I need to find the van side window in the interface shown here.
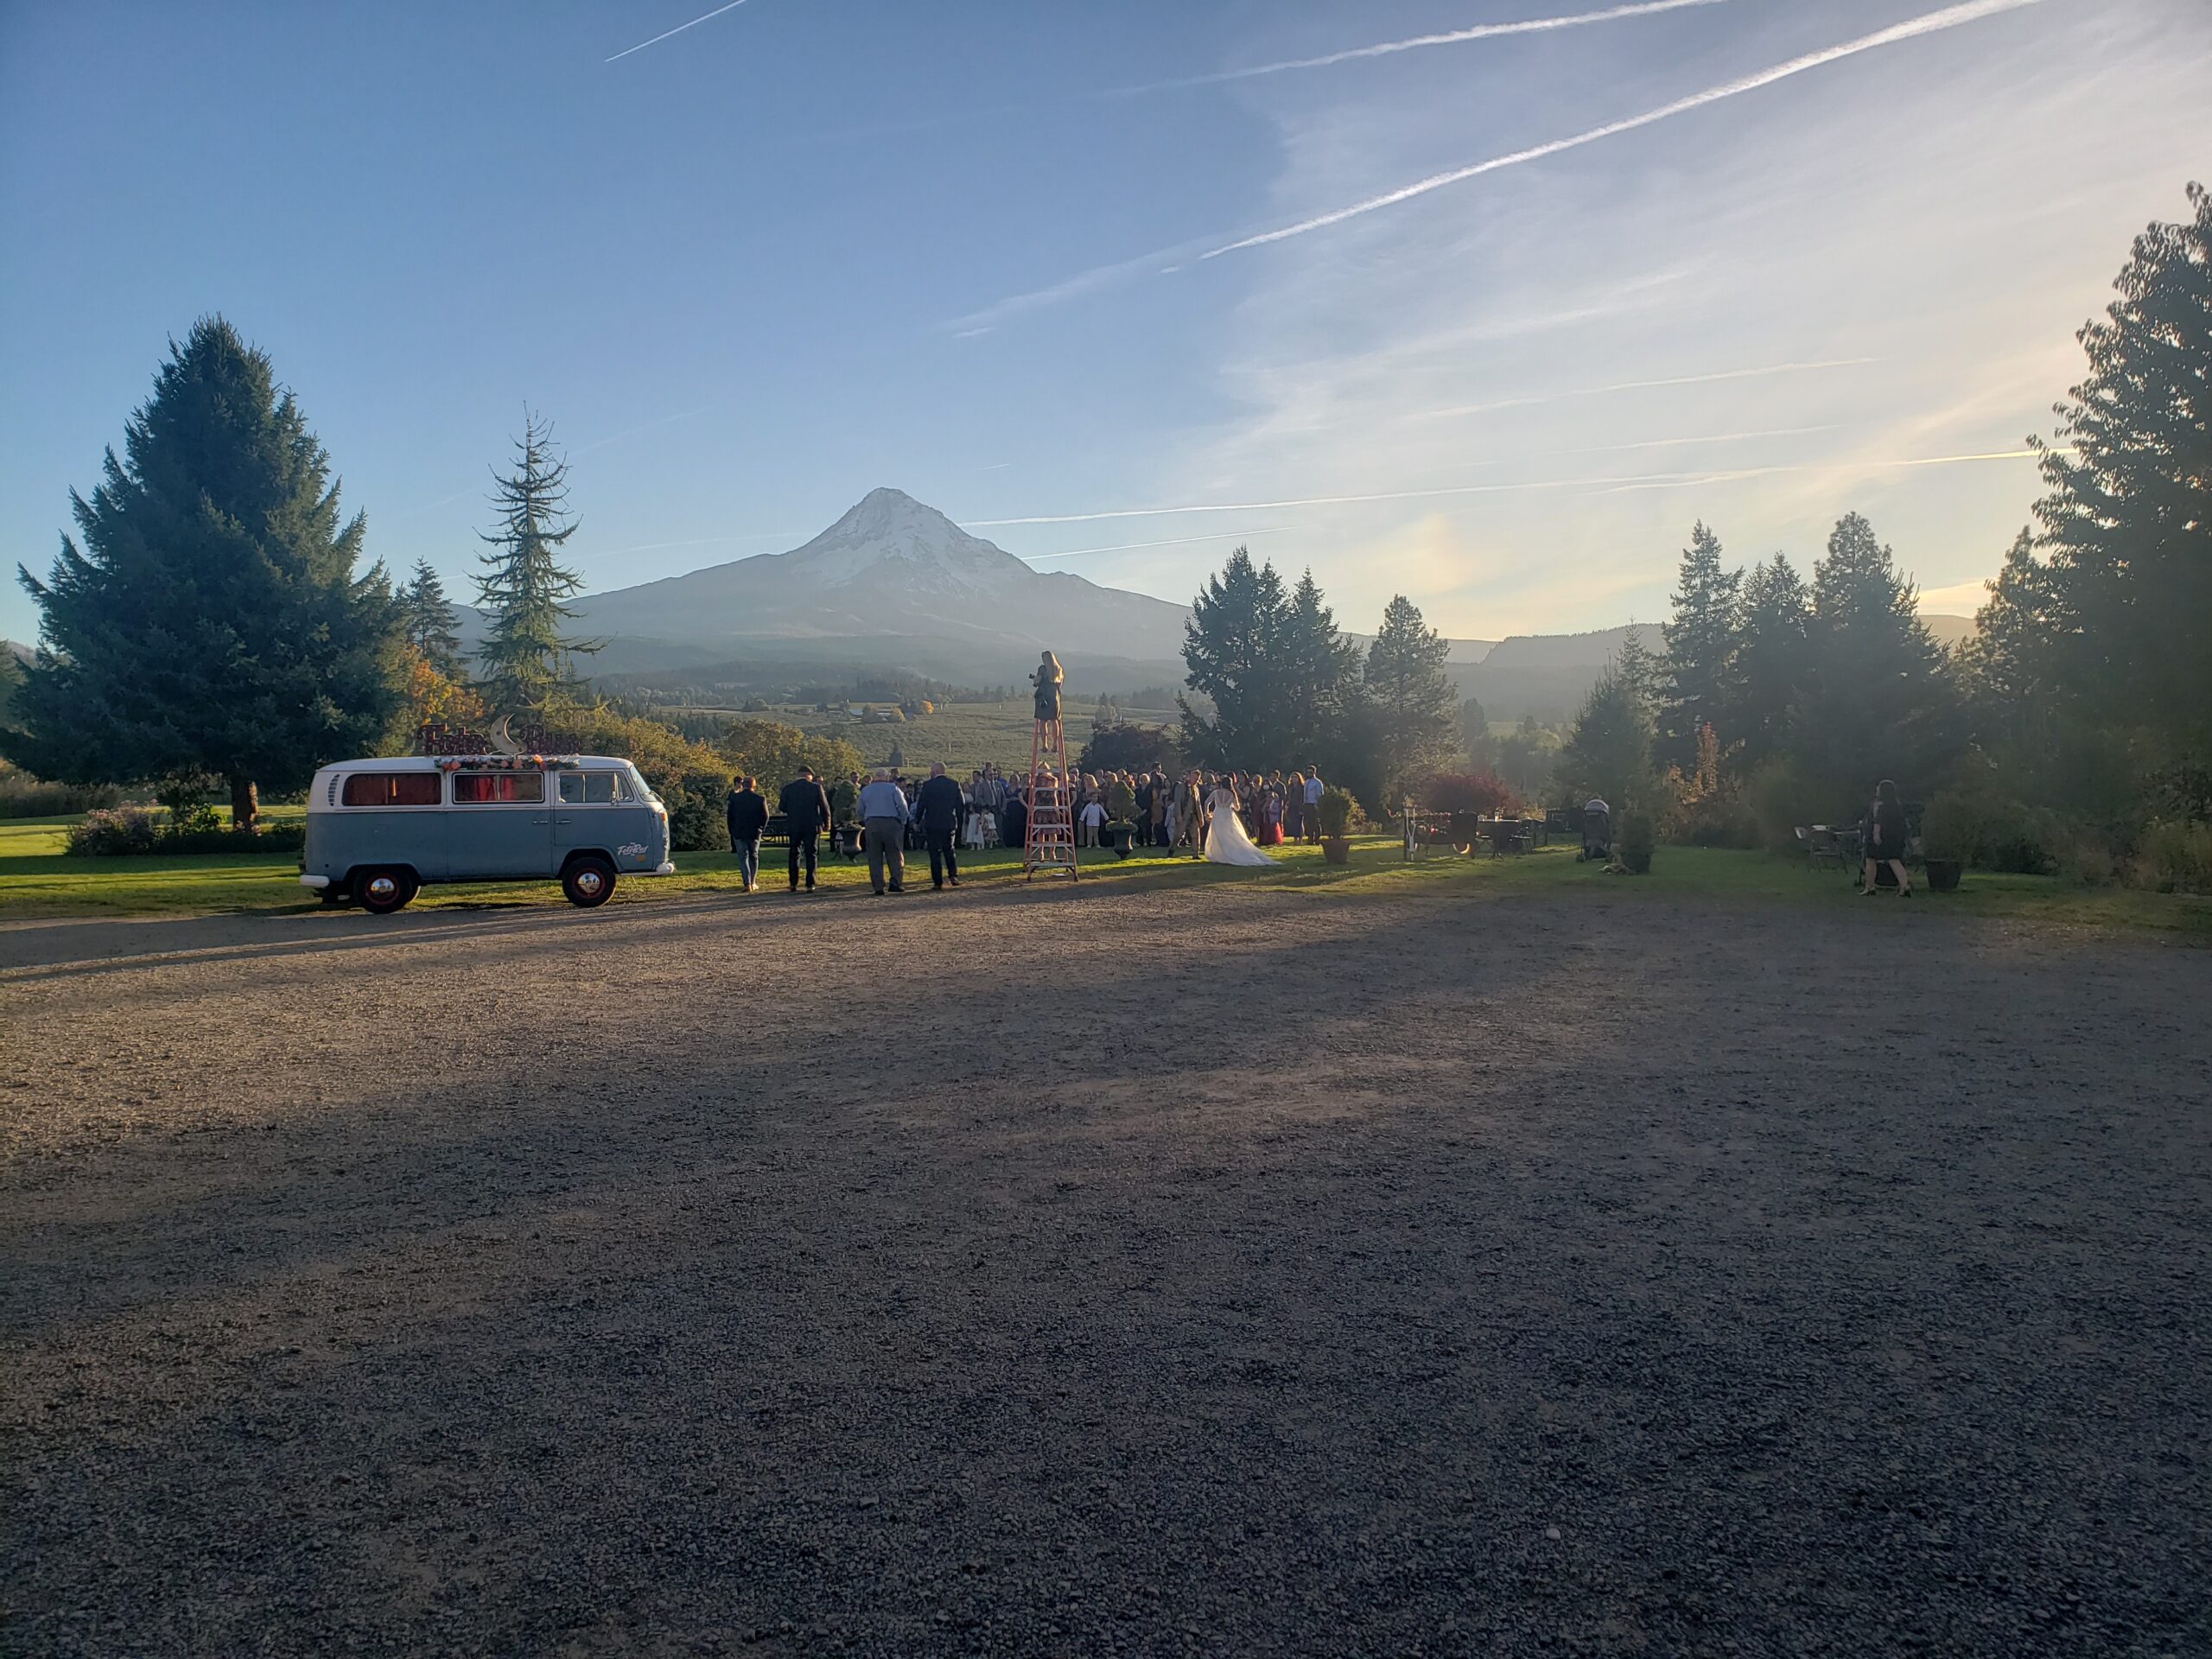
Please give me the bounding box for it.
[452,772,545,804]
[341,772,442,807]
[557,771,631,804]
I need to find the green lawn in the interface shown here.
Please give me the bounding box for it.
[3,815,2207,935]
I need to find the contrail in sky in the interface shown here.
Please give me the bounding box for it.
[1202,0,2049,258]
[1020,527,1292,563]
[1113,0,1738,94]
[607,0,751,63]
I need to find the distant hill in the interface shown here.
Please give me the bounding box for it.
[1456,624,1661,724]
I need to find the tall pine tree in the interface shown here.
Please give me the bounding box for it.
[474,415,595,714]
[1277,569,1360,767]
[1792,512,1958,807]
[1659,521,1741,773]
[2024,181,2212,761]
[1732,554,1810,777]
[1556,655,1656,810]
[1179,548,1290,767]
[3,317,398,828]
[1362,594,1459,802]
[400,559,466,680]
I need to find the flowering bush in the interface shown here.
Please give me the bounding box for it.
[66,807,162,855]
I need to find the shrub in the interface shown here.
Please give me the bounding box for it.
[1675,789,1759,849]
[1919,789,2057,874]
[60,810,303,856]
[67,807,161,855]
[1317,786,1355,838]
[0,762,121,818]
[1618,811,1654,874]
[1421,769,1517,816]
[1742,758,1820,855]
[2133,820,2212,894]
[665,770,731,854]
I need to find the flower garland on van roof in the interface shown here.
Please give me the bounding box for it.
[434,754,583,772]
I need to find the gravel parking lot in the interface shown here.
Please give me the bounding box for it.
[3,882,2208,1656]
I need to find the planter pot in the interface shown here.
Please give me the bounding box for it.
[1321,836,1352,866]
[1923,857,1961,891]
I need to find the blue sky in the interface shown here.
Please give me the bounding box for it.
[3,0,2208,645]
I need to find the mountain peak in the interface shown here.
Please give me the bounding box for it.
[791,486,1020,589]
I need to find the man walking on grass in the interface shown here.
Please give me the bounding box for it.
[917,761,965,890]
[725,774,768,893]
[858,768,912,895]
[778,766,832,893]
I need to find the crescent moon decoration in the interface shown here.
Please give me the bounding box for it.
[487,715,521,757]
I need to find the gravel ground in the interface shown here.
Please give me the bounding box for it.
[3,881,2208,1657]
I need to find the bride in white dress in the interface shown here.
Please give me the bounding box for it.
[1204,780,1274,867]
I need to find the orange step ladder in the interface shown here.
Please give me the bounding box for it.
[1023,715,1078,880]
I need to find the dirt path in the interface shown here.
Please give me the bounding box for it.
[3,883,2208,1656]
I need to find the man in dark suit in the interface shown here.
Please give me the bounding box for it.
[724,774,769,893]
[777,766,832,892]
[916,761,966,890]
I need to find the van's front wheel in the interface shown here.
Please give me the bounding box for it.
[563,855,617,908]
[357,867,417,915]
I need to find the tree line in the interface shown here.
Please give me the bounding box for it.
[1554,182,2208,887]
[1163,552,1459,810]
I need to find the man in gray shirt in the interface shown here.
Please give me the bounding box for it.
[857,768,912,894]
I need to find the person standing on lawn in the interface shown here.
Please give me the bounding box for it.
[777,766,833,893]
[917,761,965,890]
[858,768,912,895]
[1860,778,1913,897]
[1302,766,1326,843]
[724,774,769,893]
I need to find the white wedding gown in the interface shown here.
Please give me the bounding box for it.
[1204,788,1274,867]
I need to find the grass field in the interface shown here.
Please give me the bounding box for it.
[3,812,2208,934]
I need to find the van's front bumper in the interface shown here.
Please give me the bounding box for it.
[653,861,677,876]
[298,874,330,890]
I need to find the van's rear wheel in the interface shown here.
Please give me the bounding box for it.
[563,855,617,908]
[356,867,417,915]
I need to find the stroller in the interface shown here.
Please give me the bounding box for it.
[1578,798,1612,863]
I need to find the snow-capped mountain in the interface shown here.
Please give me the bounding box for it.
[555,487,1191,681]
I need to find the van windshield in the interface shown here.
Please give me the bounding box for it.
[623,763,660,806]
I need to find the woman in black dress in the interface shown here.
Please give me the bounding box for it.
[1859,778,1913,897]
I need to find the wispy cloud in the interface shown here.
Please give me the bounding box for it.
[969,450,2048,529]
[606,0,751,64]
[1201,0,2050,258]
[1410,358,1881,422]
[1110,0,1738,94]
[1020,527,1291,563]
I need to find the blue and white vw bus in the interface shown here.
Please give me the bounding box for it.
[300,755,674,912]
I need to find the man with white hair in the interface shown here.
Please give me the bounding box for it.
[857,767,912,895]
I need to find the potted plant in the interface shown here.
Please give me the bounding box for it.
[1318,786,1356,864]
[1104,818,1137,858]
[1916,793,1972,891]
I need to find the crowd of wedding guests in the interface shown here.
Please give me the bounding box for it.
[817,763,1329,852]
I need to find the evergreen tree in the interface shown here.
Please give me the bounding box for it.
[1792,512,1958,807]
[1658,521,1742,772]
[1556,658,1656,810]
[1276,569,1361,767]
[1179,548,1290,767]
[400,558,466,679]
[2026,181,2212,760]
[3,317,399,828]
[1732,554,1811,776]
[1362,594,1459,801]
[474,414,596,714]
